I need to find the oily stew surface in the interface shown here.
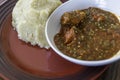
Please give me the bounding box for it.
[54,7,120,60]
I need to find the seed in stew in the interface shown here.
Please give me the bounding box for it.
[54,7,120,60]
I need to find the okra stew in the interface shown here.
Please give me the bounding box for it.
[54,7,120,60]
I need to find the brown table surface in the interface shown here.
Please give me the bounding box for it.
[0,0,120,80]
[98,60,120,80]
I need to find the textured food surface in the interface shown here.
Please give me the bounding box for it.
[12,0,62,49]
[54,7,120,60]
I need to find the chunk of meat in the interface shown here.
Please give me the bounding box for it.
[64,27,76,44]
[93,14,105,22]
[61,12,70,25]
[61,10,86,25]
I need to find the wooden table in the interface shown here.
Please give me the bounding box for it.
[98,60,120,80]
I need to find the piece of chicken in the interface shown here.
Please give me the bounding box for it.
[61,10,86,25]
[64,26,76,44]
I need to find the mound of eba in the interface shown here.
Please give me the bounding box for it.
[12,0,62,49]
